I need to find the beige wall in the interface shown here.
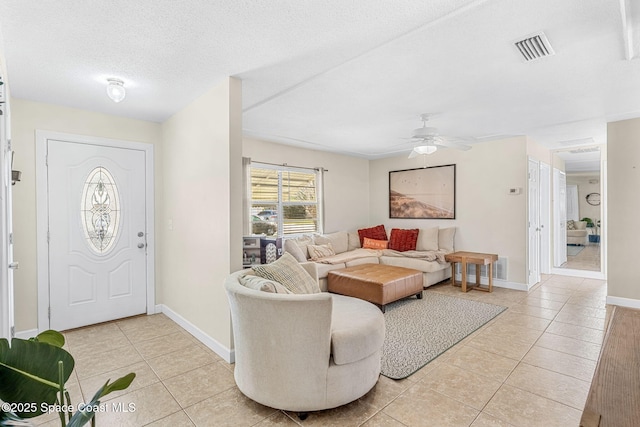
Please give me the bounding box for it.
[159,77,242,355]
[369,137,529,285]
[243,138,371,232]
[607,118,640,302]
[10,99,162,331]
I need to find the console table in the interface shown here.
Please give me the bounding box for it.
[444,251,498,293]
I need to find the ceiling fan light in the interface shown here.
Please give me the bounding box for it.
[414,145,437,155]
[106,78,126,103]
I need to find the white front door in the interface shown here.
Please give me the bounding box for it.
[47,139,148,330]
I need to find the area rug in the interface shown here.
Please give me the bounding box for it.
[381,292,506,379]
[567,245,584,256]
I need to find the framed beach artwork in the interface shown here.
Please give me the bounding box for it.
[389,164,456,219]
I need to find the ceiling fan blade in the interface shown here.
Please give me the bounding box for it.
[408,149,419,159]
[432,138,472,151]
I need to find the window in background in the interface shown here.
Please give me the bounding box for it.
[250,163,322,236]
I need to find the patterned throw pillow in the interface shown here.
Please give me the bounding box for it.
[388,228,419,252]
[238,273,292,294]
[357,224,387,246]
[363,237,389,249]
[252,252,320,294]
[567,220,576,230]
[307,243,336,261]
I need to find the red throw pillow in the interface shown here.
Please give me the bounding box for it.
[388,228,419,252]
[358,224,387,246]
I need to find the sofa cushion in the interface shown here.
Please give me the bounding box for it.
[438,227,456,252]
[308,243,336,261]
[253,252,320,294]
[283,234,315,261]
[238,273,292,294]
[358,224,387,246]
[330,294,386,365]
[315,231,349,254]
[380,255,449,273]
[388,228,419,252]
[363,237,388,249]
[347,231,361,251]
[284,239,308,262]
[567,220,576,230]
[416,227,439,251]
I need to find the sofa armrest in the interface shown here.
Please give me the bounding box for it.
[300,261,319,282]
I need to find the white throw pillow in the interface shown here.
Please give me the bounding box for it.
[252,252,320,294]
[347,231,361,251]
[438,227,456,252]
[238,273,292,294]
[314,231,348,254]
[416,227,439,251]
[284,239,307,262]
[307,243,336,261]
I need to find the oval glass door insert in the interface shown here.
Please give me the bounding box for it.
[81,166,121,253]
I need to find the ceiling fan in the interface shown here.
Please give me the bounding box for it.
[407,114,473,158]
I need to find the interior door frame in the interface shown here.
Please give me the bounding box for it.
[0,81,13,339]
[35,131,155,332]
[527,158,541,286]
[539,162,551,274]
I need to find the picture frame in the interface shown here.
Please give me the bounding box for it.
[389,164,456,219]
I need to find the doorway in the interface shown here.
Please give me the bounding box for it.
[36,131,155,331]
[551,146,604,278]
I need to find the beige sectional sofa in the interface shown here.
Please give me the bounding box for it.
[567,220,588,246]
[284,227,455,291]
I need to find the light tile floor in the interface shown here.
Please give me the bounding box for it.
[561,244,601,272]
[33,274,608,426]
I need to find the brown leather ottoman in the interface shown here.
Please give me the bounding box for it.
[327,264,423,312]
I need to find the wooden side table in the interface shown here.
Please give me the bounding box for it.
[444,251,499,292]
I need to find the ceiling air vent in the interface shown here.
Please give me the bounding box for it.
[515,32,554,61]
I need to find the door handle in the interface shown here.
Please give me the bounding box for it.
[137,243,145,249]
[8,262,19,270]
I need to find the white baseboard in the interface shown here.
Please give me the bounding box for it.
[606,296,640,309]
[156,304,235,364]
[550,268,605,280]
[15,328,38,340]
[454,274,529,291]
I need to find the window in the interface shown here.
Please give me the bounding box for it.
[249,163,323,236]
[81,166,121,253]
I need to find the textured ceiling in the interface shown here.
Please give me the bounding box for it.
[0,0,639,163]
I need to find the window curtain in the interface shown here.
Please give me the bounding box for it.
[242,157,252,235]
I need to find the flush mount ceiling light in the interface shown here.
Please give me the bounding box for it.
[106,78,126,103]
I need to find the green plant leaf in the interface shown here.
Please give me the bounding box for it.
[66,373,136,427]
[100,373,136,398]
[30,330,65,348]
[0,409,34,426]
[0,338,74,419]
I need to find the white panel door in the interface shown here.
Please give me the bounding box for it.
[554,169,567,267]
[528,159,540,286]
[48,140,147,330]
